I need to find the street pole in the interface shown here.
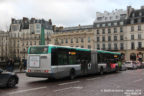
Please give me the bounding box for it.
[40,25,45,45]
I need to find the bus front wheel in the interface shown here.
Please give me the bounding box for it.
[69,69,76,80]
[100,68,104,75]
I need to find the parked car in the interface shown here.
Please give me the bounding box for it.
[125,61,137,70]
[136,61,141,68]
[120,63,127,71]
[0,68,19,88]
[141,62,144,68]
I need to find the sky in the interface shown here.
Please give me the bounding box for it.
[0,0,144,31]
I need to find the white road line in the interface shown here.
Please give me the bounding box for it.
[133,79,143,83]
[8,86,47,95]
[87,77,100,81]
[54,86,83,92]
[58,81,80,86]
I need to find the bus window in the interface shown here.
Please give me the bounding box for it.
[69,55,77,64]
[58,53,68,65]
[30,47,48,54]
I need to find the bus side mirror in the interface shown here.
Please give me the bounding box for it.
[0,69,3,74]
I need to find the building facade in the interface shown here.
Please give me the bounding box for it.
[94,6,144,61]
[0,31,9,62]
[50,25,95,49]
[1,6,144,62]
[9,17,53,61]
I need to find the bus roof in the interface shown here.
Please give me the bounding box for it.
[48,45,91,52]
[97,50,121,55]
[28,45,120,54]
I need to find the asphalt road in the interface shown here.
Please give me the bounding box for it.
[0,69,144,96]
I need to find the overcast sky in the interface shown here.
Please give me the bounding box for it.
[0,0,144,31]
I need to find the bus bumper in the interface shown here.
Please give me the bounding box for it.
[26,72,56,78]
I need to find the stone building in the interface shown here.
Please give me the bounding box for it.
[9,17,53,60]
[1,6,144,62]
[0,31,9,62]
[51,6,144,61]
[94,6,144,61]
[50,25,95,49]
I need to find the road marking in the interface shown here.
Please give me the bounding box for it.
[8,86,47,95]
[54,86,83,92]
[133,79,143,83]
[58,81,80,86]
[86,77,100,81]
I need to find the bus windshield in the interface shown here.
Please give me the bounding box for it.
[29,46,48,54]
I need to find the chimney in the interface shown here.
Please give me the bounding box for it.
[11,18,15,24]
[141,6,144,9]
[127,6,133,17]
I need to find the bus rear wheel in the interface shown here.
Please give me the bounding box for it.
[100,68,104,75]
[69,69,75,80]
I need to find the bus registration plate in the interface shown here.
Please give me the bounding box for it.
[34,70,41,72]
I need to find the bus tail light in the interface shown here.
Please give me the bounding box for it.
[28,69,31,72]
[44,70,49,73]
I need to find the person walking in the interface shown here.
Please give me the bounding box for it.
[23,59,27,70]
[6,58,14,72]
[19,59,23,72]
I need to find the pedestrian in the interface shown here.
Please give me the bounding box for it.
[6,58,14,72]
[19,59,23,72]
[11,59,14,72]
[23,59,27,70]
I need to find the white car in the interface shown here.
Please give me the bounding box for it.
[125,61,137,70]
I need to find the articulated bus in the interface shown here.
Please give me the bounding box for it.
[26,45,122,79]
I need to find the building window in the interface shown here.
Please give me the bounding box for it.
[81,38,84,42]
[66,39,68,43]
[88,45,91,49]
[102,44,105,50]
[81,45,84,48]
[88,37,90,43]
[138,25,141,31]
[76,38,78,43]
[114,28,117,33]
[138,34,141,39]
[120,27,123,32]
[102,29,105,34]
[108,28,111,33]
[114,22,117,26]
[131,35,134,40]
[131,26,134,32]
[102,24,105,27]
[114,43,118,50]
[102,36,105,41]
[120,35,123,40]
[97,37,100,41]
[114,36,117,41]
[30,41,32,45]
[120,22,124,25]
[61,39,63,44]
[71,38,73,43]
[97,30,99,34]
[120,43,124,50]
[97,44,100,50]
[108,43,111,50]
[108,23,111,26]
[108,36,111,41]
[131,42,135,49]
[138,42,142,49]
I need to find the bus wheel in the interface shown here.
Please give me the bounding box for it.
[100,68,104,75]
[69,69,75,80]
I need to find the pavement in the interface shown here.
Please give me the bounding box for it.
[13,68,26,73]
[0,69,144,96]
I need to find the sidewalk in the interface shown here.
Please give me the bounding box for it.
[13,68,26,73]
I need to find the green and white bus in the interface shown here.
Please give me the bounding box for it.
[26,45,122,79]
